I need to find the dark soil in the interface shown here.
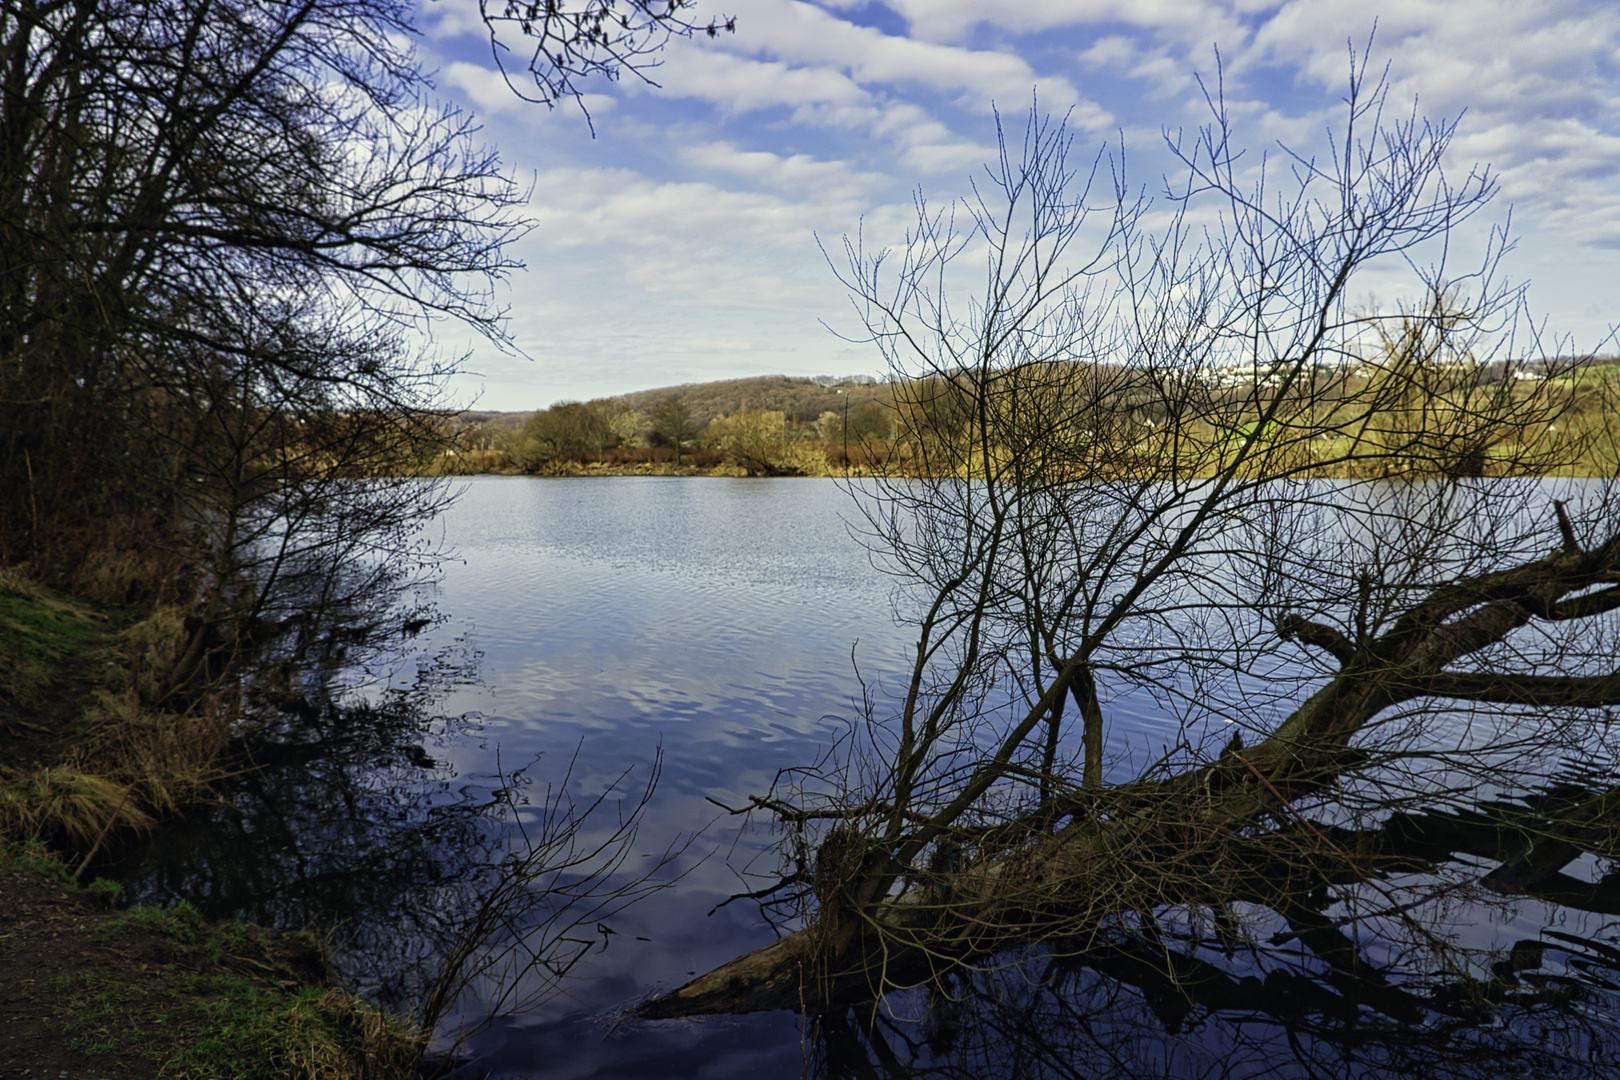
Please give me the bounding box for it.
[1,863,165,1079]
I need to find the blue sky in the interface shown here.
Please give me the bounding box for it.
[411,0,1620,411]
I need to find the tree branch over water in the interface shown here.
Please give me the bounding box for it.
[638,51,1620,1020]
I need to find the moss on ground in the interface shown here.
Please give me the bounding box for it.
[0,567,425,1080]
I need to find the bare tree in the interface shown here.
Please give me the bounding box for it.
[0,0,525,576]
[639,57,1620,1018]
[150,293,465,703]
[477,0,736,119]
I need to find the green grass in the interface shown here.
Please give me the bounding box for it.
[0,568,110,715]
[0,838,76,880]
[50,901,421,1079]
[4,852,413,1079]
[50,970,396,1078]
[109,899,207,945]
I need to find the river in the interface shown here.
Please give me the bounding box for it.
[115,475,1620,1079]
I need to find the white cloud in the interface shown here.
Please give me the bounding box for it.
[423,0,1620,408]
[441,60,619,132]
[648,48,870,114]
[713,0,1091,114]
[1077,34,1200,107]
[1242,0,1620,252]
[646,48,996,173]
[666,335,767,355]
[1252,0,1617,103]
[418,0,490,40]
[679,141,891,200]
[522,166,878,306]
[877,0,1246,50]
[442,61,530,117]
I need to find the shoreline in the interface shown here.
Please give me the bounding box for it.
[0,574,422,1079]
[0,853,421,1079]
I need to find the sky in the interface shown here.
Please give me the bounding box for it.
[409,0,1620,412]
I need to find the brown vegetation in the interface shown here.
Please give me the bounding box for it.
[454,353,1618,481]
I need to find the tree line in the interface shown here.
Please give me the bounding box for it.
[493,383,896,474]
[467,349,1619,478]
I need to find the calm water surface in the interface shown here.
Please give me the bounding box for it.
[424,476,925,1076]
[401,475,1192,1076]
[120,475,1620,1079]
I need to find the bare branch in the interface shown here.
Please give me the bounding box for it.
[1420,671,1620,709]
[1278,613,1357,664]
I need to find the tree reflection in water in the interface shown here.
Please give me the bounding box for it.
[108,634,510,1013]
[95,613,1620,1076]
[818,937,1619,1078]
[813,791,1620,1080]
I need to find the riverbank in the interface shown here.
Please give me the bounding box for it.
[0,852,419,1079]
[0,571,422,1079]
[439,452,890,479]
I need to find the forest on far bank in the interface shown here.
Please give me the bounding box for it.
[442,356,1620,479]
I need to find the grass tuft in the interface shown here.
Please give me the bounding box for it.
[0,767,152,846]
[80,687,232,817]
[116,900,207,945]
[0,837,76,879]
[112,607,191,702]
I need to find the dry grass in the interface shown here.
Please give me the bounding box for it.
[111,606,191,702]
[0,768,152,846]
[0,570,233,851]
[231,987,423,1080]
[78,688,233,818]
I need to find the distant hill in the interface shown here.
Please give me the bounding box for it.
[618,374,892,431]
[455,375,895,437]
[456,354,1620,447]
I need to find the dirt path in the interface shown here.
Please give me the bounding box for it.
[2,861,173,1079]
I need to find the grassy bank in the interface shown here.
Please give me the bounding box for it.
[0,572,424,1079]
[0,850,421,1079]
[0,566,227,857]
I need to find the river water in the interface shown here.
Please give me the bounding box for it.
[116,475,1620,1079]
[423,476,920,1076]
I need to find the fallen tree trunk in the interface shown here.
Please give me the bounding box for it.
[641,776,1620,1019]
[638,538,1620,1019]
[637,753,1359,1017]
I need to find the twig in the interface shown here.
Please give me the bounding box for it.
[799,961,810,1080]
[1554,499,1581,554]
[707,872,810,916]
[75,783,136,881]
[1236,755,1353,863]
